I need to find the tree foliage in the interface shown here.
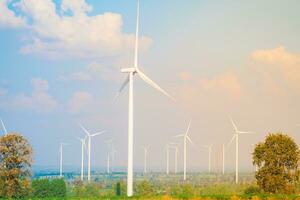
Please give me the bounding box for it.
[253,133,300,194]
[0,133,33,198]
[32,178,66,198]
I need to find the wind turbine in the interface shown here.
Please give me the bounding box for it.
[169,143,179,174]
[112,147,117,173]
[141,145,150,174]
[76,136,87,181]
[106,139,114,174]
[164,143,170,175]
[204,145,213,173]
[79,124,106,182]
[175,120,192,181]
[228,116,255,184]
[60,143,70,177]
[1,118,7,135]
[115,0,175,197]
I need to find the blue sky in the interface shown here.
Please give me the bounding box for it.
[1,0,300,172]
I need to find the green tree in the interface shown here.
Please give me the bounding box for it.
[253,133,300,194]
[0,133,33,198]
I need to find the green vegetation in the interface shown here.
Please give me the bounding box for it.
[0,133,299,199]
[32,178,66,198]
[253,133,300,194]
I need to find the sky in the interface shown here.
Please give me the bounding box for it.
[0,0,300,173]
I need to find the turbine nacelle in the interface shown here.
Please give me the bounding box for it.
[121,68,136,73]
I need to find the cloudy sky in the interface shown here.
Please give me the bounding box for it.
[0,0,300,172]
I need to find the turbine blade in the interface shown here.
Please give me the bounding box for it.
[174,134,185,138]
[79,123,91,136]
[229,116,238,132]
[91,130,107,137]
[227,135,236,147]
[114,75,130,102]
[238,131,256,134]
[0,118,7,134]
[136,69,175,101]
[186,135,193,144]
[134,0,140,69]
[185,120,192,136]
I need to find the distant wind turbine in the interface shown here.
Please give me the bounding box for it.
[76,136,87,181]
[79,123,106,182]
[175,120,192,181]
[0,118,7,135]
[106,139,114,174]
[115,0,175,196]
[228,116,255,184]
[141,145,150,174]
[60,143,70,177]
[204,145,213,173]
[165,143,170,175]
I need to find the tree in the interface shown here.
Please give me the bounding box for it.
[253,133,300,194]
[0,133,33,198]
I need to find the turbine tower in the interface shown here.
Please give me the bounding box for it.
[106,139,114,174]
[165,144,170,175]
[60,143,70,177]
[141,145,150,174]
[228,116,255,184]
[204,145,213,173]
[115,0,175,196]
[77,136,87,181]
[1,118,7,135]
[79,124,106,182]
[175,120,192,181]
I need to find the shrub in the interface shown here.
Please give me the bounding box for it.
[32,178,66,198]
[49,178,66,197]
[116,182,121,196]
[244,185,262,195]
[135,180,155,196]
[32,179,51,197]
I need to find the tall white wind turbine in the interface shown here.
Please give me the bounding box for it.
[175,120,192,181]
[228,116,255,184]
[1,118,7,135]
[164,144,170,175]
[115,0,175,196]
[76,136,87,181]
[141,145,150,174]
[79,124,106,182]
[204,145,213,173]
[60,143,70,177]
[106,139,114,174]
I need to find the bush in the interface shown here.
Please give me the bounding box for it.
[244,185,262,195]
[72,182,102,198]
[135,180,155,196]
[32,178,66,198]
[171,184,194,199]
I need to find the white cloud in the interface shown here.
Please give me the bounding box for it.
[1,0,152,59]
[251,47,300,93]
[67,91,96,114]
[0,88,6,97]
[59,62,121,82]
[12,78,59,113]
[0,0,26,28]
